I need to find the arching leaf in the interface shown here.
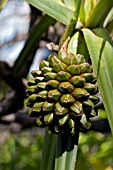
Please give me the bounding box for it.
[83,28,113,134]
[26,0,74,25]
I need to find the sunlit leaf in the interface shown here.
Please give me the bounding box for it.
[104,7,113,27]
[63,0,76,11]
[104,7,113,35]
[86,0,113,27]
[26,0,74,25]
[79,1,85,24]
[0,0,8,10]
[53,0,65,6]
[98,109,107,119]
[67,31,89,62]
[79,0,94,24]
[79,0,113,27]
[83,28,113,134]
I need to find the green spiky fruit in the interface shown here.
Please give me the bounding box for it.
[26,52,99,135]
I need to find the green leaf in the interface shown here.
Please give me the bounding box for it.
[104,7,113,27]
[64,145,78,170]
[104,7,113,35]
[79,1,85,24]
[59,0,82,48]
[40,131,57,170]
[82,28,113,134]
[63,0,76,11]
[98,109,107,119]
[79,0,113,27]
[13,15,53,78]
[86,0,113,27]
[53,0,65,6]
[67,31,89,62]
[0,0,8,10]
[79,0,94,24]
[106,20,113,36]
[26,0,74,25]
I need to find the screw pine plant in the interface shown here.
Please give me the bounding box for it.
[26,0,113,170]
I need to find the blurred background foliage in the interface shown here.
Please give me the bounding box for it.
[0,129,113,170]
[0,0,113,170]
[0,128,44,170]
[76,132,113,170]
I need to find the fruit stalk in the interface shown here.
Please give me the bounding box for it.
[55,122,80,170]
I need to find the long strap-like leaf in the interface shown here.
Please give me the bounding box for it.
[83,28,113,134]
[40,131,58,170]
[26,0,74,25]
[80,0,113,27]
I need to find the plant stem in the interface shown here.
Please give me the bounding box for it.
[54,132,79,170]
[47,134,58,170]
[59,0,82,48]
[55,121,80,170]
[40,131,58,170]
[64,141,78,170]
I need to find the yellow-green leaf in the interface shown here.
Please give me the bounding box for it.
[79,0,113,27]
[104,7,113,35]
[79,0,95,25]
[0,0,8,9]
[86,0,113,27]
[63,0,76,11]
